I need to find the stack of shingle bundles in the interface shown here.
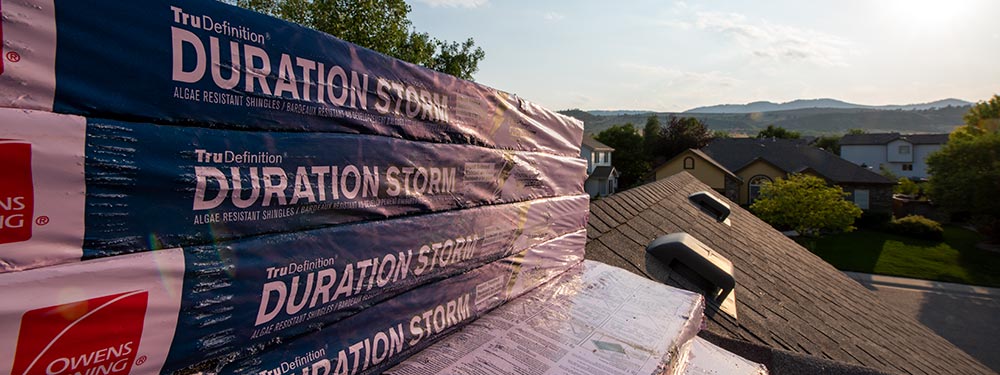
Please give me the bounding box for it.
[0,1,588,374]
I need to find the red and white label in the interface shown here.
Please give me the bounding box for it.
[11,291,148,375]
[0,109,86,272]
[0,249,185,375]
[0,140,33,244]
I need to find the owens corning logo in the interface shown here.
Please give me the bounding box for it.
[11,291,149,375]
[0,139,33,244]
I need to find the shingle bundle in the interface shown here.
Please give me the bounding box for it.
[0,1,589,373]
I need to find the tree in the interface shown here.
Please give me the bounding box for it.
[813,135,840,155]
[927,132,1000,237]
[954,94,1000,138]
[642,115,662,161]
[711,130,731,139]
[595,123,648,189]
[234,0,485,80]
[927,95,1000,239]
[749,174,862,236]
[846,128,867,135]
[756,125,800,139]
[656,116,712,163]
[895,177,920,196]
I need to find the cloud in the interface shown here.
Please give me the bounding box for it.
[691,12,850,67]
[613,63,746,110]
[543,12,565,22]
[415,0,488,8]
[619,63,742,87]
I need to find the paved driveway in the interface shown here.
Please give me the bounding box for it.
[845,272,1000,374]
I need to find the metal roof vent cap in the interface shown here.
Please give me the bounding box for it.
[688,191,731,225]
[647,233,737,318]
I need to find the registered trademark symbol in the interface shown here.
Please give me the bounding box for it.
[5,51,20,63]
[35,216,49,226]
[135,356,147,366]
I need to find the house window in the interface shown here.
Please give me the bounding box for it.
[592,152,598,164]
[748,175,772,204]
[602,152,608,163]
[683,157,695,169]
[902,164,913,171]
[898,145,911,154]
[853,189,870,210]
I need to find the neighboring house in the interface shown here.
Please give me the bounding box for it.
[840,133,949,180]
[585,172,992,374]
[652,138,894,212]
[580,136,620,198]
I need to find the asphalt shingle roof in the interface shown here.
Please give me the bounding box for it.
[702,138,894,185]
[840,133,950,146]
[581,136,615,151]
[589,165,616,179]
[585,172,993,375]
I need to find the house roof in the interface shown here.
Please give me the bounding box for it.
[589,165,618,180]
[702,138,894,185]
[584,172,993,375]
[840,133,950,146]
[660,149,741,181]
[581,136,615,151]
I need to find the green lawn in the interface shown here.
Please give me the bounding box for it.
[798,226,1000,287]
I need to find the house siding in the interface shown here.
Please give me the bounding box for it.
[735,160,786,205]
[842,183,893,214]
[841,145,884,171]
[842,141,943,180]
[653,151,727,189]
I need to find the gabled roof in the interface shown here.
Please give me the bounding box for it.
[703,138,894,185]
[840,133,950,146]
[664,149,741,181]
[581,136,615,151]
[589,165,618,180]
[585,172,993,375]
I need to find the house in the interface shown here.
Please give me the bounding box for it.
[652,138,895,213]
[580,136,620,197]
[585,172,993,374]
[840,133,949,180]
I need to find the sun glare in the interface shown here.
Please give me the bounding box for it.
[883,0,971,34]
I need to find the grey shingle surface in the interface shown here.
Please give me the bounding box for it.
[702,138,894,185]
[840,133,950,146]
[584,172,994,375]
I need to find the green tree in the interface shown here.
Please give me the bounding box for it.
[895,177,920,196]
[711,130,731,139]
[234,0,485,80]
[642,115,662,161]
[927,95,1000,239]
[750,174,862,236]
[846,128,867,135]
[927,132,1000,237]
[813,135,840,155]
[595,123,648,189]
[657,116,712,162]
[954,94,1000,138]
[756,125,800,139]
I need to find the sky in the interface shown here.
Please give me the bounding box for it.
[405,0,1000,112]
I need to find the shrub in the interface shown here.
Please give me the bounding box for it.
[894,178,920,196]
[885,215,944,241]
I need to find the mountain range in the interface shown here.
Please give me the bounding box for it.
[560,98,972,136]
[683,98,971,114]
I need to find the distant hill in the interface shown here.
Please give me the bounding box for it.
[684,98,972,114]
[559,105,969,136]
[587,110,654,116]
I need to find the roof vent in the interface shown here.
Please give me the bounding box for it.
[688,191,731,225]
[647,233,737,318]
